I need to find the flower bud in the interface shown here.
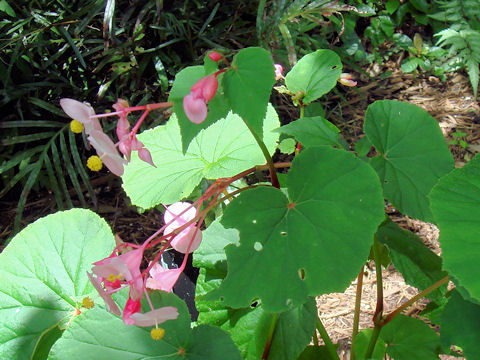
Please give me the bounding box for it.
[208,51,223,62]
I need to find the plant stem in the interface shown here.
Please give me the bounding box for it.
[372,237,384,322]
[381,275,449,326]
[261,313,278,359]
[364,323,382,359]
[350,266,365,360]
[241,118,280,188]
[316,318,339,360]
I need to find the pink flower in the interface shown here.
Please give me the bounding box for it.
[274,64,284,80]
[164,202,203,254]
[129,307,179,327]
[87,272,121,315]
[92,243,147,300]
[123,297,142,325]
[88,130,127,177]
[146,262,183,292]
[60,98,102,135]
[339,73,357,87]
[183,75,218,124]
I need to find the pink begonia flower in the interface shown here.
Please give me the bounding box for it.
[274,64,285,80]
[92,242,147,300]
[183,75,218,124]
[60,98,102,135]
[123,297,142,325]
[129,307,179,327]
[146,262,183,292]
[88,130,127,177]
[338,73,357,87]
[164,202,203,254]
[87,272,121,315]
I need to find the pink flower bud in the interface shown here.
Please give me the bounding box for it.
[339,73,357,87]
[190,75,218,103]
[164,202,203,254]
[138,148,155,167]
[123,297,142,325]
[146,262,182,292]
[274,64,284,80]
[208,51,223,62]
[183,93,208,124]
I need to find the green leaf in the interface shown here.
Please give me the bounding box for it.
[440,290,480,359]
[223,47,275,139]
[353,328,386,359]
[122,105,279,209]
[467,58,479,98]
[429,152,480,301]
[274,116,341,148]
[376,218,447,302]
[401,57,419,73]
[0,209,114,360]
[364,100,453,222]
[49,292,241,360]
[278,138,296,154]
[0,0,15,17]
[355,136,372,157]
[193,218,239,270]
[285,50,342,104]
[385,0,400,14]
[169,66,230,152]
[381,315,441,359]
[217,146,385,312]
[297,345,339,360]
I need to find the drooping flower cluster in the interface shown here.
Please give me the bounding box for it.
[338,73,357,87]
[60,98,167,176]
[86,201,204,338]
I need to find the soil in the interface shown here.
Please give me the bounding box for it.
[1,61,479,359]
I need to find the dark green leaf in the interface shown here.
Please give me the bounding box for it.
[353,328,386,359]
[364,100,453,222]
[218,147,385,311]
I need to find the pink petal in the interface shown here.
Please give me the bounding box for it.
[183,94,208,124]
[138,147,155,167]
[146,263,182,292]
[88,130,127,176]
[129,307,179,327]
[170,226,203,254]
[116,116,130,140]
[60,98,102,134]
[87,272,121,315]
[164,202,196,225]
[92,257,131,281]
[123,297,142,325]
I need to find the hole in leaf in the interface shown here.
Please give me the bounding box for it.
[286,298,293,307]
[280,231,287,236]
[252,219,257,224]
[254,242,263,251]
[298,268,306,280]
[250,300,258,308]
[332,65,338,70]
[219,296,224,301]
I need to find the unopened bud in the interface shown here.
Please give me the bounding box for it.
[208,51,222,62]
[338,73,357,87]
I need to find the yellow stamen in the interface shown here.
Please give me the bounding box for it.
[70,120,84,133]
[82,297,95,309]
[87,155,103,172]
[107,274,117,283]
[151,327,165,340]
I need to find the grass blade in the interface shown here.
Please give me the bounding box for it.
[44,154,64,210]
[0,145,44,174]
[0,120,64,128]
[29,97,70,117]
[0,132,56,146]
[57,26,87,68]
[59,130,86,207]
[68,129,97,207]
[51,141,73,208]
[0,163,36,198]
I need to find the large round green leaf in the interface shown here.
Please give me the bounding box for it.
[122,105,279,209]
[0,209,114,360]
[218,147,385,312]
[285,50,342,104]
[364,100,453,222]
[429,153,480,301]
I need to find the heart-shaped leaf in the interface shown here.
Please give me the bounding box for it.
[285,50,342,104]
[217,146,385,311]
[364,100,453,222]
[0,209,114,360]
[223,47,275,139]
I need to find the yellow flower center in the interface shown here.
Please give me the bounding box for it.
[70,120,84,133]
[87,155,103,172]
[82,297,95,309]
[151,327,165,340]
